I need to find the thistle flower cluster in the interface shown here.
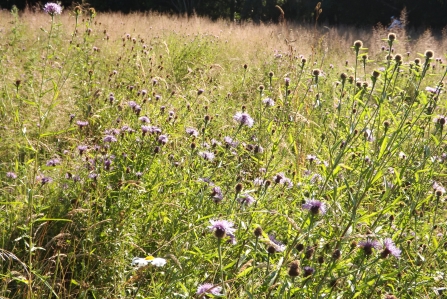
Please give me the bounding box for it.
[43,2,62,16]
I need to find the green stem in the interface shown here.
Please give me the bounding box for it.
[218,238,226,295]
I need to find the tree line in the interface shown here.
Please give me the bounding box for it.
[2,0,447,29]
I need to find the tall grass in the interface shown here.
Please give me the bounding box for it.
[1,7,447,299]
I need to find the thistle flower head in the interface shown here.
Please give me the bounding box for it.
[233,112,254,127]
[196,283,223,296]
[358,239,381,255]
[381,238,401,258]
[43,2,62,15]
[208,219,236,238]
[353,40,363,49]
[425,50,434,59]
[302,199,327,215]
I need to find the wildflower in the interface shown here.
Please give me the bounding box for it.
[433,181,446,196]
[103,135,117,143]
[388,33,396,41]
[254,226,263,237]
[199,151,215,161]
[302,199,327,215]
[306,154,319,164]
[267,234,286,253]
[208,219,236,238]
[131,256,166,268]
[358,239,381,255]
[426,87,440,94]
[46,158,60,166]
[139,116,150,123]
[77,145,87,155]
[128,101,137,109]
[186,127,199,137]
[88,173,98,180]
[237,194,255,206]
[158,135,168,145]
[303,266,315,277]
[381,238,401,258]
[210,186,223,203]
[196,283,223,296]
[38,175,53,185]
[253,177,265,186]
[233,112,254,127]
[398,152,406,159]
[6,172,17,179]
[363,129,375,142]
[263,97,275,107]
[224,136,238,147]
[273,172,293,188]
[43,2,62,15]
[285,77,290,86]
[76,120,88,128]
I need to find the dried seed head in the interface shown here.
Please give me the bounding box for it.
[254,226,263,237]
[353,40,363,49]
[288,261,300,277]
[425,50,434,59]
[372,70,381,78]
[313,69,321,76]
[388,33,396,41]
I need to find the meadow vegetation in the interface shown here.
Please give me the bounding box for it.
[1,5,447,298]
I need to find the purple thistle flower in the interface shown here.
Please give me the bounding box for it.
[303,266,315,277]
[88,173,98,180]
[273,172,293,188]
[76,120,89,128]
[426,86,441,94]
[38,175,53,185]
[233,112,254,128]
[208,219,236,238]
[77,145,87,155]
[104,158,112,170]
[46,158,61,167]
[210,186,223,203]
[224,136,238,147]
[267,234,286,253]
[43,2,62,15]
[103,135,117,143]
[186,127,199,137]
[6,172,17,179]
[263,97,275,107]
[158,134,168,145]
[139,116,150,123]
[302,199,327,215]
[199,151,215,161]
[196,283,223,296]
[381,238,401,258]
[128,101,137,109]
[237,194,255,206]
[358,239,381,255]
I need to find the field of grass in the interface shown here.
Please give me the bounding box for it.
[1,5,447,299]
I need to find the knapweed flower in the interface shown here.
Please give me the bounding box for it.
[77,145,87,155]
[38,175,53,185]
[196,283,222,296]
[237,194,255,206]
[288,261,300,277]
[434,115,446,126]
[303,266,315,277]
[139,116,150,123]
[273,173,293,188]
[263,97,275,107]
[224,136,238,147]
[186,127,199,137]
[358,239,381,255]
[158,135,168,145]
[43,2,62,15]
[131,256,166,269]
[233,112,254,127]
[267,234,286,253]
[426,86,441,94]
[103,135,117,143]
[302,199,327,215]
[363,129,375,142]
[76,120,88,128]
[381,238,401,258]
[199,151,215,161]
[208,219,235,238]
[46,158,60,167]
[210,186,223,203]
[6,172,17,179]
